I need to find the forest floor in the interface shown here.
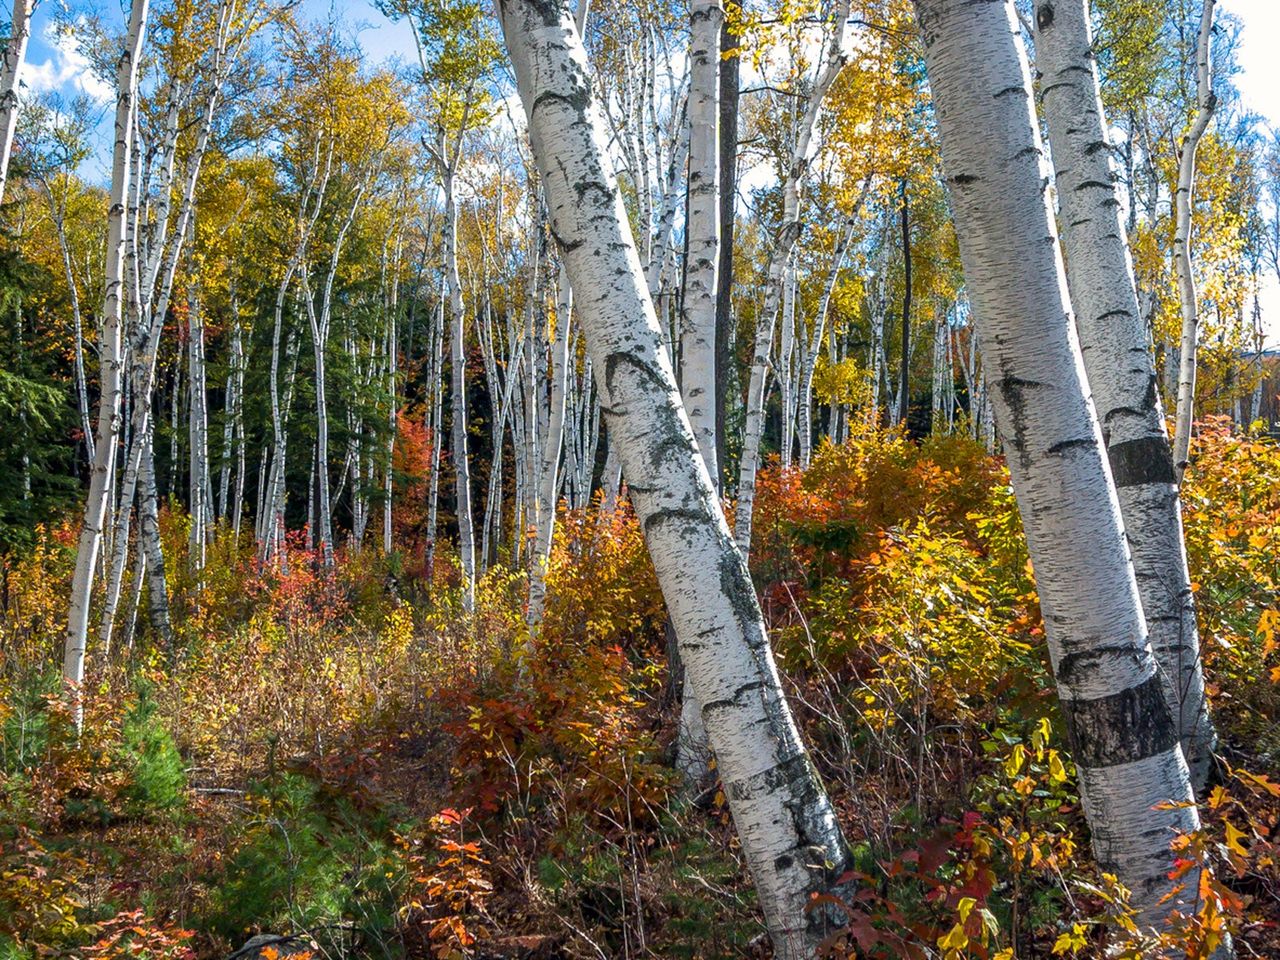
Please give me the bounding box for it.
[2,421,1278,959]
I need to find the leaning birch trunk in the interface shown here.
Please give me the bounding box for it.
[63,0,149,714]
[1170,0,1217,481]
[0,0,32,204]
[1034,0,1218,793]
[735,0,851,560]
[498,3,852,955]
[913,0,1207,934]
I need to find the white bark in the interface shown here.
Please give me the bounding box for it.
[799,195,864,466]
[1170,0,1217,482]
[188,277,211,572]
[442,171,477,611]
[42,184,96,465]
[914,0,1205,933]
[675,0,723,786]
[138,429,172,648]
[426,288,445,579]
[0,0,32,204]
[735,0,852,560]
[63,0,149,713]
[680,0,722,482]
[779,258,797,468]
[498,3,851,955]
[302,165,373,568]
[1034,0,1217,793]
[527,264,572,633]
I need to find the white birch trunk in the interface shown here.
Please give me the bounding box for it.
[1170,0,1217,482]
[188,279,210,572]
[735,0,852,559]
[680,0,722,483]
[799,200,862,466]
[527,266,572,633]
[675,0,724,786]
[426,289,445,579]
[0,0,32,204]
[138,430,172,648]
[498,4,852,954]
[1034,0,1217,792]
[443,172,477,611]
[63,0,149,713]
[914,0,1206,932]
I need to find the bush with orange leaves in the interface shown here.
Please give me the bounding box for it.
[1180,416,1280,746]
[751,423,1002,597]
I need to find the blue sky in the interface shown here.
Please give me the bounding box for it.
[14,0,1280,337]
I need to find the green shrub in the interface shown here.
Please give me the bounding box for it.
[117,696,186,818]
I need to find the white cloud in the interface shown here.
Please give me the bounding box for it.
[1220,0,1280,346]
[18,21,114,105]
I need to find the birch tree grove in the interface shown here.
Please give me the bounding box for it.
[911,0,1207,933]
[63,0,150,714]
[6,0,1278,952]
[734,0,851,560]
[497,1,851,954]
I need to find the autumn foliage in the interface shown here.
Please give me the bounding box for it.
[2,425,1278,958]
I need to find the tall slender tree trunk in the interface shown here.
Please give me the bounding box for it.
[1034,0,1218,793]
[713,10,739,491]
[188,279,210,573]
[675,0,724,787]
[913,0,1208,933]
[681,0,722,481]
[528,266,572,633]
[0,0,32,204]
[734,0,851,560]
[779,259,796,467]
[798,196,863,466]
[384,264,398,556]
[426,290,445,580]
[498,4,852,955]
[138,431,172,649]
[1171,0,1218,481]
[63,0,150,718]
[443,172,477,611]
[897,181,912,425]
[306,276,334,566]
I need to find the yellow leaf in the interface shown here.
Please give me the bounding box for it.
[938,923,968,951]
[957,896,976,923]
[1048,751,1067,784]
[1225,821,1248,856]
[1004,744,1026,778]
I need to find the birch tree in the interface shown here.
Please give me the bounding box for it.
[498,2,852,955]
[673,0,724,786]
[380,0,500,612]
[63,0,150,714]
[1033,0,1218,792]
[735,0,852,560]
[1170,0,1217,481]
[912,0,1209,933]
[0,0,33,205]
